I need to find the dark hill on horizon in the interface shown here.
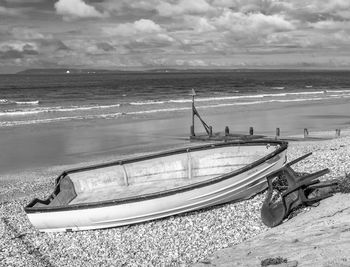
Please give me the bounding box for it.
[16,68,345,75]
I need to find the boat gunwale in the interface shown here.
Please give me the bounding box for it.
[25,140,288,213]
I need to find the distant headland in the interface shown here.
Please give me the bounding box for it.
[15,68,346,75]
[16,68,243,75]
[16,68,125,75]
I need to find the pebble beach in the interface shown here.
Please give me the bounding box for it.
[1,132,350,267]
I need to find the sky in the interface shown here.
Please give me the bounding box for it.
[1,0,350,73]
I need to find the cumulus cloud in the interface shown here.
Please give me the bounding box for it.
[0,42,38,59]
[157,0,213,16]
[103,19,163,36]
[187,17,216,33]
[175,59,208,67]
[311,20,350,30]
[54,0,107,21]
[214,9,295,34]
[134,19,162,33]
[307,0,350,13]
[10,27,49,40]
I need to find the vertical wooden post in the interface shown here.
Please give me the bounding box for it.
[191,89,196,136]
[191,95,195,136]
[209,126,213,137]
[304,128,309,138]
[190,125,195,137]
[336,128,341,137]
[249,127,254,135]
[276,128,280,139]
[225,126,230,136]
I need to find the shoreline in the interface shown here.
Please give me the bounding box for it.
[1,131,350,266]
[1,97,350,175]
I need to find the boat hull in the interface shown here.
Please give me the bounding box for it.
[25,141,287,232]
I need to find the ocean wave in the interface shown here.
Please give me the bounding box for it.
[130,101,165,105]
[168,91,326,104]
[325,93,350,98]
[56,104,120,112]
[197,97,331,109]
[0,103,121,116]
[0,99,40,105]
[15,100,39,105]
[271,91,325,97]
[0,113,123,127]
[0,110,44,116]
[325,89,350,93]
[0,99,9,104]
[271,87,285,90]
[128,107,190,115]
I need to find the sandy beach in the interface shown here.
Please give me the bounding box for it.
[1,128,350,266]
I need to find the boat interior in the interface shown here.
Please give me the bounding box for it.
[34,144,278,207]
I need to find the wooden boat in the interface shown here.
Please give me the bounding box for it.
[25,140,288,232]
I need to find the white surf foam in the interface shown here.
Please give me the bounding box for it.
[0,113,123,127]
[130,101,165,105]
[0,103,121,116]
[15,100,39,105]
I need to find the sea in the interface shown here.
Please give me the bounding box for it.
[1,70,350,128]
[1,70,350,173]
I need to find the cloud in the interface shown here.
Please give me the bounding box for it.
[38,39,70,51]
[101,19,176,54]
[10,27,49,40]
[175,59,208,67]
[134,19,162,33]
[212,9,295,46]
[4,0,350,72]
[103,19,163,36]
[54,0,108,20]
[215,9,294,33]
[0,6,22,16]
[0,42,38,59]
[311,20,350,30]
[125,33,176,51]
[185,16,216,33]
[101,0,158,12]
[157,0,213,16]
[306,0,350,14]
[96,42,115,52]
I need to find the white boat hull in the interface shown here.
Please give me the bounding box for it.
[25,141,287,232]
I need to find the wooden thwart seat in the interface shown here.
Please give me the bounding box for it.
[261,153,338,228]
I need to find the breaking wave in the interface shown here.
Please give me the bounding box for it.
[0,104,121,116]
[0,99,40,105]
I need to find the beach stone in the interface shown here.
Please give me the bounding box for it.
[194,193,350,267]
